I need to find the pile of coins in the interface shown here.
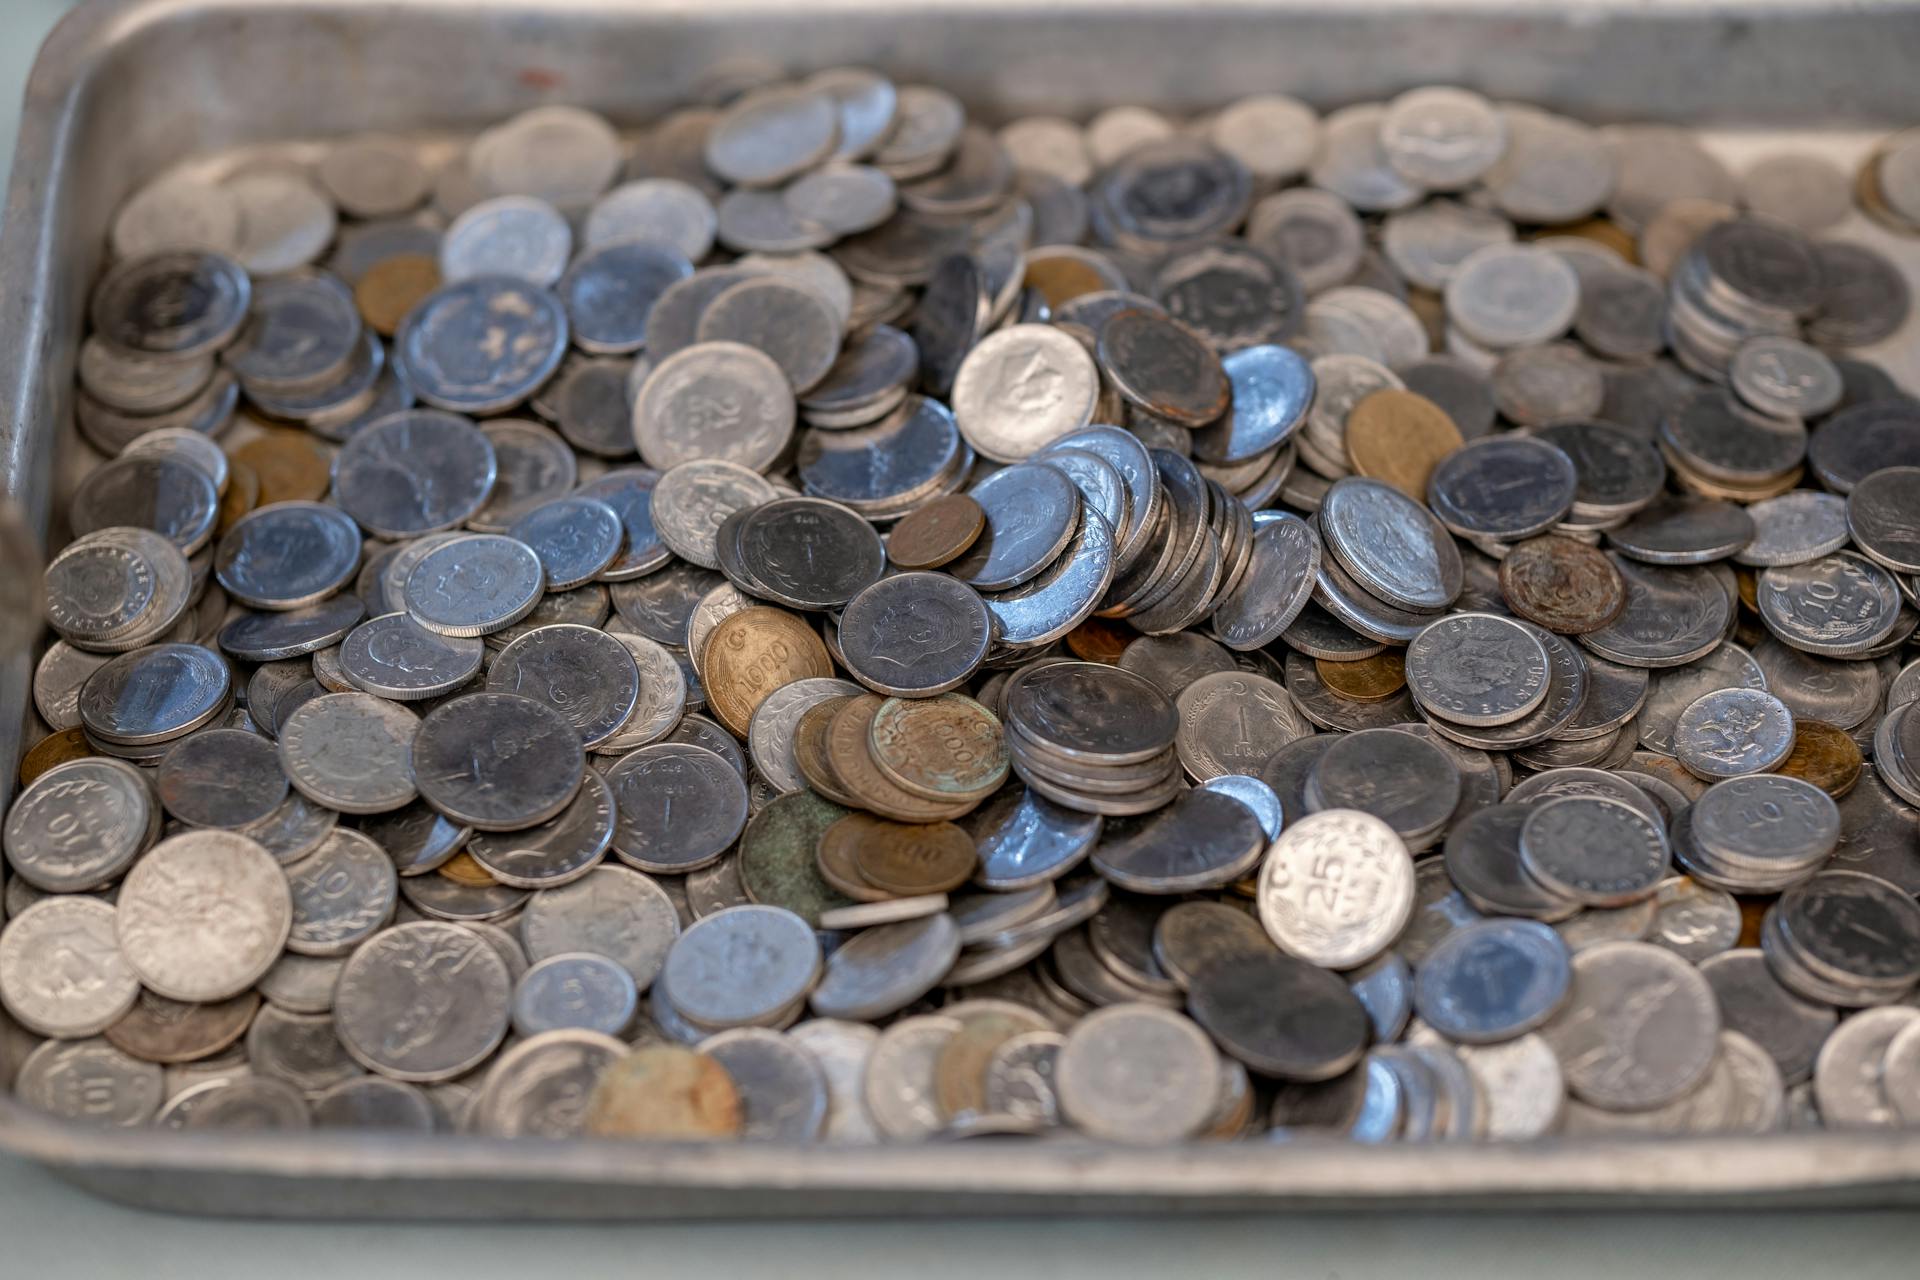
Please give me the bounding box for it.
[6,70,1920,1146]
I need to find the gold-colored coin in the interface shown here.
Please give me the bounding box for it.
[1023,251,1120,310]
[1204,1062,1254,1139]
[229,429,330,505]
[1736,895,1769,949]
[216,458,261,537]
[584,1046,742,1140]
[793,696,862,808]
[355,253,441,337]
[1066,617,1134,665]
[1314,651,1407,702]
[1638,198,1735,279]
[835,811,977,895]
[933,1012,1045,1120]
[825,695,975,824]
[1735,567,1758,613]
[19,728,94,785]
[866,693,1008,802]
[1772,719,1864,798]
[1628,751,1710,803]
[1664,449,1806,502]
[437,850,499,887]
[1544,217,1639,264]
[701,606,834,737]
[814,821,892,903]
[1343,388,1464,500]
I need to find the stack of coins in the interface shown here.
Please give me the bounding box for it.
[12,70,1920,1148]
[1002,663,1183,814]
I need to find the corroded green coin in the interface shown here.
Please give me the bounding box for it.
[738,790,859,926]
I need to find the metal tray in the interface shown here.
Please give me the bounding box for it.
[4,0,1920,1219]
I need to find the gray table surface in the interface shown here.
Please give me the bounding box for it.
[0,2,1917,1272]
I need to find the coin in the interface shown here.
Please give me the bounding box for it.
[702,606,834,737]
[1674,687,1796,778]
[1541,940,1720,1109]
[278,692,419,814]
[585,1044,741,1139]
[156,728,288,828]
[1342,390,1466,500]
[1519,796,1670,907]
[1406,613,1552,726]
[410,692,585,830]
[115,830,292,1002]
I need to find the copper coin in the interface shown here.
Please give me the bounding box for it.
[867,693,1009,802]
[703,606,835,737]
[1096,307,1231,428]
[105,989,259,1064]
[1737,895,1768,949]
[1024,254,1121,310]
[437,850,500,887]
[887,494,985,570]
[837,812,978,894]
[216,459,261,537]
[1066,617,1135,664]
[793,695,864,808]
[19,728,95,785]
[1498,535,1629,634]
[230,429,330,505]
[1773,719,1864,798]
[825,695,975,823]
[355,253,442,337]
[1343,389,1465,500]
[585,1045,743,1139]
[814,820,893,903]
[1314,650,1407,702]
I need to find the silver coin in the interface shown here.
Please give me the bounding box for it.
[1698,949,1835,1086]
[278,692,419,814]
[440,194,571,286]
[338,612,485,701]
[983,507,1116,649]
[257,950,347,1015]
[1813,1005,1920,1129]
[1646,877,1743,964]
[33,641,114,732]
[517,864,680,996]
[411,692,585,831]
[1319,477,1462,611]
[947,464,1083,591]
[1539,939,1720,1110]
[511,952,639,1039]
[1054,1004,1219,1142]
[4,757,152,891]
[1442,804,1579,921]
[216,501,361,611]
[467,419,578,532]
[1638,643,1767,756]
[1673,687,1795,778]
[218,596,365,664]
[748,677,862,794]
[331,409,500,539]
[1425,436,1578,542]
[861,1012,961,1139]
[575,468,672,580]
[282,828,398,959]
[950,325,1099,464]
[1519,796,1670,907]
[155,727,288,829]
[660,904,821,1031]
[808,913,962,1021]
[1737,491,1852,568]
[966,785,1103,891]
[783,1018,881,1143]
[733,497,886,610]
[1847,466,1920,578]
[78,642,231,745]
[115,829,292,1002]
[1581,557,1730,668]
[838,573,991,697]
[633,341,796,473]
[651,459,780,570]
[584,177,717,258]
[470,1028,628,1138]
[0,897,140,1038]
[396,276,568,414]
[487,623,640,748]
[605,743,749,874]
[70,455,219,555]
[590,632,688,755]
[399,871,529,923]
[17,1037,164,1127]
[700,1027,829,1141]
[403,534,545,638]
[311,1076,436,1131]
[1172,670,1311,782]
[225,171,335,274]
[1413,919,1572,1045]
[610,560,727,646]
[90,250,251,359]
[1406,612,1551,728]
[465,770,614,890]
[333,921,512,1081]
[1256,808,1414,969]
[1306,730,1461,845]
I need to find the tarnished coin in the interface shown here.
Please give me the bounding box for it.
[467,770,616,889]
[1188,948,1370,1082]
[4,757,153,891]
[520,864,680,991]
[809,913,962,1023]
[156,728,288,828]
[285,828,398,956]
[1055,1004,1219,1143]
[1092,789,1266,894]
[395,276,568,415]
[332,921,511,1081]
[1519,796,1670,908]
[216,501,361,611]
[703,606,835,737]
[488,624,640,748]
[1497,536,1628,634]
[115,830,292,1002]
[1173,670,1310,780]
[867,694,1007,802]
[1426,436,1577,542]
[1405,613,1551,727]
[338,612,485,701]
[732,497,886,610]
[278,692,419,814]
[887,495,985,571]
[0,897,141,1038]
[410,692,585,831]
[651,459,780,569]
[1673,687,1796,779]
[585,1044,742,1139]
[661,903,820,1031]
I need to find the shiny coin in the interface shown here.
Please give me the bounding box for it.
[702,606,834,737]
[4,757,153,891]
[278,692,418,814]
[1405,612,1551,727]
[1541,940,1720,1109]
[402,534,545,638]
[78,642,231,746]
[1673,687,1795,779]
[732,497,885,610]
[337,612,484,701]
[90,250,251,359]
[215,501,361,611]
[395,275,567,414]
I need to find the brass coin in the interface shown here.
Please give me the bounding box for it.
[1735,568,1758,613]
[703,606,835,737]
[1544,218,1639,263]
[933,1010,1044,1119]
[887,494,985,570]
[1772,719,1864,798]
[584,1046,742,1139]
[793,696,863,808]
[1736,895,1768,949]
[19,727,94,784]
[868,693,1009,802]
[1638,198,1735,280]
[437,850,500,887]
[839,812,978,895]
[814,821,893,903]
[105,989,259,1064]
[230,428,330,505]
[825,696,976,823]
[355,253,442,337]
[1066,617,1134,664]
[216,458,261,537]
[1343,389,1464,500]
[1314,650,1407,702]
[1497,534,1628,634]
[1666,451,1806,502]
[1023,254,1118,310]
